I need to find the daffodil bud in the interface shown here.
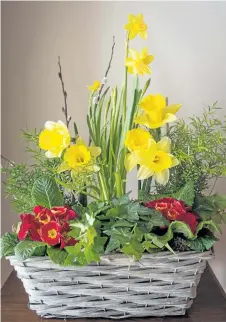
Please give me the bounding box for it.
[92,96,99,105]
[102,77,107,85]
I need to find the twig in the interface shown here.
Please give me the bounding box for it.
[209,176,219,195]
[58,57,71,128]
[1,155,15,167]
[95,36,116,106]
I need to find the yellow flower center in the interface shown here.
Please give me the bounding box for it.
[151,151,172,172]
[48,229,57,239]
[125,129,152,152]
[64,145,91,169]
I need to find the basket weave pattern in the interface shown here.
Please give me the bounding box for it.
[8,251,213,319]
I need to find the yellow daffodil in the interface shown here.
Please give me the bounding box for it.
[88,80,101,91]
[125,48,154,76]
[124,14,148,40]
[134,94,181,129]
[124,128,154,171]
[39,121,70,158]
[57,137,101,175]
[137,137,179,185]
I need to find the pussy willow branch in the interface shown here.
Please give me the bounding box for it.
[95,36,115,105]
[58,57,71,128]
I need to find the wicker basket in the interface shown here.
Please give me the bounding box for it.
[8,250,213,319]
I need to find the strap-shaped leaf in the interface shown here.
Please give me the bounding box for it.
[32,176,64,208]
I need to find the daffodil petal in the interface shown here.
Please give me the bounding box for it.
[128,29,137,40]
[57,162,71,173]
[154,169,169,185]
[129,48,140,60]
[89,146,101,158]
[137,166,154,180]
[124,153,137,172]
[128,14,136,22]
[164,113,177,123]
[45,150,61,158]
[45,121,55,130]
[141,47,148,59]
[139,30,148,39]
[157,137,171,153]
[76,137,87,146]
[134,113,151,127]
[164,104,182,115]
[169,155,180,168]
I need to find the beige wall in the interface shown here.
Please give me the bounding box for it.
[1,2,226,288]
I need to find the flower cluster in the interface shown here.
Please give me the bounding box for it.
[18,206,79,248]
[145,197,198,233]
[125,130,179,185]
[39,121,101,176]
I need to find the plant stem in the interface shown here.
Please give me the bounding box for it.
[58,57,71,128]
[123,33,129,124]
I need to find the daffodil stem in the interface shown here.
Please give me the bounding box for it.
[123,33,129,124]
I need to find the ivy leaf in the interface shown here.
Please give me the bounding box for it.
[15,240,46,260]
[93,236,108,254]
[32,176,64,208]
[105,237,120,253]
[47,247,77,266]
[112,193,131,206]
[84,245,100,263]
[0,233,18,258]
[138,207,169,226]
[121,239,143,260]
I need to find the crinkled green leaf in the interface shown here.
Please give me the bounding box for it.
[15,240,46,260]
[47,247,77,266]
[32,176,64,208]
[0,233,18,258]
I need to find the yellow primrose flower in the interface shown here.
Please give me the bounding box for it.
[137,137,179,185]
[39,121,70,158]
[88,80,101,91]
[125,48,154,76]
[124,14,148,40]
[57,137,101,175]
[124,128,154,172]
[134,94,181,129]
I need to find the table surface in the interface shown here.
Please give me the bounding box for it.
[1,266,226,322]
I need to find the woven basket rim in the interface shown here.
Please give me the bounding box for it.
[7,249,214,266]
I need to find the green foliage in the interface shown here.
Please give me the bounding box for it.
[0,233,18,257]
[14,241,46,260]
[139,181,195,206]
[145,219,220,251]
[165,103,226,194]
[185,235,217,252]
[32,176,64,208]
[194,194,226,224]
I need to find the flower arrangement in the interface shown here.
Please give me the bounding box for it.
[1,13,226,267]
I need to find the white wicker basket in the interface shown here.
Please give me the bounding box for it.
[8,250,213,319]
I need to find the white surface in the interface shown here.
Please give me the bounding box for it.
[1,1,226,289]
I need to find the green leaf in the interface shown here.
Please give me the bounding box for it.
[112,193,130,206]
[146,221,194,249]
[15,240,46,260]
[121,239,143,260]
[32,176,64,208]
[172,181,195,206]
[139,181,195,207]
[186,235,217,251]
[0,233,18,258]
[105,237,120,253]
[138,206,169,226]
[84,245,99,263]
[93,236,108,253]
[194,220,221,237]
[47,247,77,266]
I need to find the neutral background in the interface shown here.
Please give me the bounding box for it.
[1,1,226,290]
